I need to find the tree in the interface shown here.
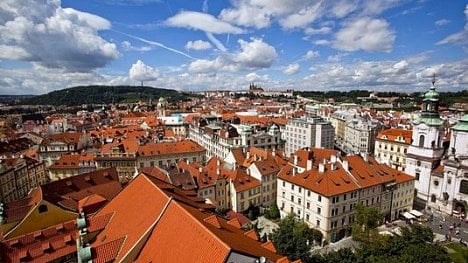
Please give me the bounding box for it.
[321,248,357,263]
[264,204,280,220]
[269,214,323,261]
[355,224,451,263]
[351,203,382,243]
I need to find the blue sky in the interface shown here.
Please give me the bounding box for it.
[0,0,467,94]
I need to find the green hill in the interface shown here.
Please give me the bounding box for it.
[21,85,190,106]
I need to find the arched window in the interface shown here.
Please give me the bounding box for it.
[419,135,425,148]
[430,194,436,203]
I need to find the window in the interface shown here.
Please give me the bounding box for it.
[306,214,310,221]
[307,190,311,197]
[434,180,439,186]
[343,194,347,201]
[317,207,321,214]
[316,220,320,227]
[415,172,420,181]
[332,196,339,203]
[460,180,468,195]
[318,195,322,202]
[430,194,436,203]
[298,198,302,205]
[291,195,294,202]
[448,178,452,184]
[306,202,310,209]
[282,181,286,187]
[291,185,294,191]
[298,187,302,193]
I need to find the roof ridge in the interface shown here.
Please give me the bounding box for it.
[167,200,231,258]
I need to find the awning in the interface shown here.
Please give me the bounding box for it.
[402,212,415,219]
[410,209,423,217]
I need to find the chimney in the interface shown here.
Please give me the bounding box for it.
[343,160,349,171]
[246,151,250,159]
[318,163,325,173]
[330,155,337,164]
[292,167,296,176]
[361,152,368,162]
[199,167,203,173]
[293,155,298,166]
[306,159,313,171]
[272,148,276,157]
[331,162,336,171]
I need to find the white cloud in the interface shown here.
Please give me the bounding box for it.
[278,2,323,29]
[0,0,119,71]
[185,40,212,51]
[437,5,468,46]
[219,3,272,29]
[304,26,332,35]
[165,11,244,34]
[206,32,227,51]
[304,50,320,60]
[245,72,269,82]
[283,63,300,75]
[314,39,331,45]
[330,0,357,18]
[188,38,277,73]
[121,41,152,52]
[234,38,277,69]
[333,17,395,52]
[129,60,160,82]
[435,19,450,26]
[327,53,347,62]
[218,0,402,31]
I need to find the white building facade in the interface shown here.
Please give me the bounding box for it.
[284,117,335,157]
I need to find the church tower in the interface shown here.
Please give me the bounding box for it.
[157,97,168,117]
[406,76,446,210]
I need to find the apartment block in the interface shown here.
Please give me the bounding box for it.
[285,116,335,157]
[277,148,414,242]
[374,129,412,171]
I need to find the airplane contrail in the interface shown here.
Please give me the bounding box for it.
[206,32,227,52]
[112,29,196,59]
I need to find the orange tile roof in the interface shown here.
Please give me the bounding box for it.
[91,175,171,262]
[279,163,360,197]
[279,150,415,197]
[139,166,170,183]
[376,128,412,144]
[41,168,121,213]
[2,188,43,224]
[1,214,108,263]
[100,138,139,154]
[137,140,205,156]
[289,148,337,168]
[48,153,95,169]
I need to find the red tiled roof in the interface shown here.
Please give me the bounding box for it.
[48,153,95,169]
[376,129,412,144]
[41,168,121,213]
[279,150,414,197]
[2,187,43,223]
[90,175,172,262]
[137,140,205,156]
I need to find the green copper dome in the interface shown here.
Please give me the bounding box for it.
[423,86,439,101]
[452,115,468,132]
